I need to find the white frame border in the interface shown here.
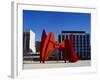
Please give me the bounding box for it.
[11,1,97,78]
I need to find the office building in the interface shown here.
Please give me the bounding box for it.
[58,31,91,60]
[23,30,36,54]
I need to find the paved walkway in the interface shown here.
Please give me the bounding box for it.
[23,60,91,69]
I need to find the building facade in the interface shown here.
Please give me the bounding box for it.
[23,30,36,54]
[58,31,91,60]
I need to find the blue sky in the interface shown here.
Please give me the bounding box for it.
[23,10,91,41]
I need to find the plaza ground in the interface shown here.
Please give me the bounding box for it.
[23,60,90,69]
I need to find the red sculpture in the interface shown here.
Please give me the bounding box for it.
[40,30,47,63]
[40,30,78,63]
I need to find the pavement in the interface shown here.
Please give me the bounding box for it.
[23,60,91,69]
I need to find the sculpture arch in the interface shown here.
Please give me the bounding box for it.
[40,30,78,63]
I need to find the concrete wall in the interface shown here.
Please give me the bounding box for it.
[29,30,36,54]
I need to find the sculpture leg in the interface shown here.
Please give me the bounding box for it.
[40,30,47,63]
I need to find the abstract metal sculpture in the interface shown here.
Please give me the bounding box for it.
[40,30,78,63]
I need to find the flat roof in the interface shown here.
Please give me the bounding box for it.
[61,31,85,33]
